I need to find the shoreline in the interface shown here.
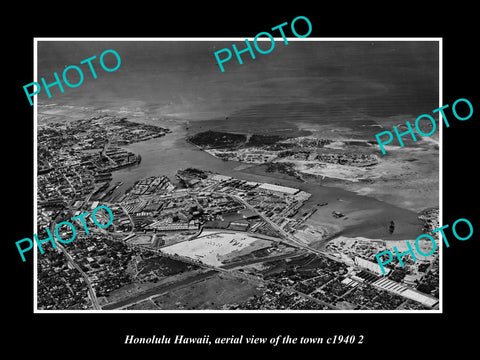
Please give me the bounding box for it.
[39,106,431,243]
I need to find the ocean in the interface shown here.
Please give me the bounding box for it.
[37,40,439,123]
[37,40,439,241]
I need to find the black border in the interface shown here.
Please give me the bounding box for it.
[6,5,478,355]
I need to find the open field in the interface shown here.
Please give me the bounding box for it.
[102,269,217,309]
[295,116,439,212]
[160,231,274,267]
[291,160,375,182]
[125,299,159,310]
[151,273,263,310]
[126,234,153,245]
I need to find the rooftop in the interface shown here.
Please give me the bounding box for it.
[258,183,299,195]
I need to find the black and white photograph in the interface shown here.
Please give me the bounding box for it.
[34,39,440,312]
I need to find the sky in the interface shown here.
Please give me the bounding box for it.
[37,40,439,121]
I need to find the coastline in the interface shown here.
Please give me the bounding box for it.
[110,120,425,243]
[38,105,431,243]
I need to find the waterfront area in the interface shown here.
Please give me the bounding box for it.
[36,109,439,311]
[37,114,170,205]
[35,40,439,312]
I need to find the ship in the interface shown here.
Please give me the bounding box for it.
[388,220,395,234]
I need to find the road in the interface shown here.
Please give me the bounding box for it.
[230,194,338,260]
[42,187,435,310]
[220,250,308,270]
[101,139,117,166]
[49,220,101,310]
[102,269,218,310]
[56,241,102,310]
[229,194,303,247]
[229,193,432,305]
[117,203,135,234]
